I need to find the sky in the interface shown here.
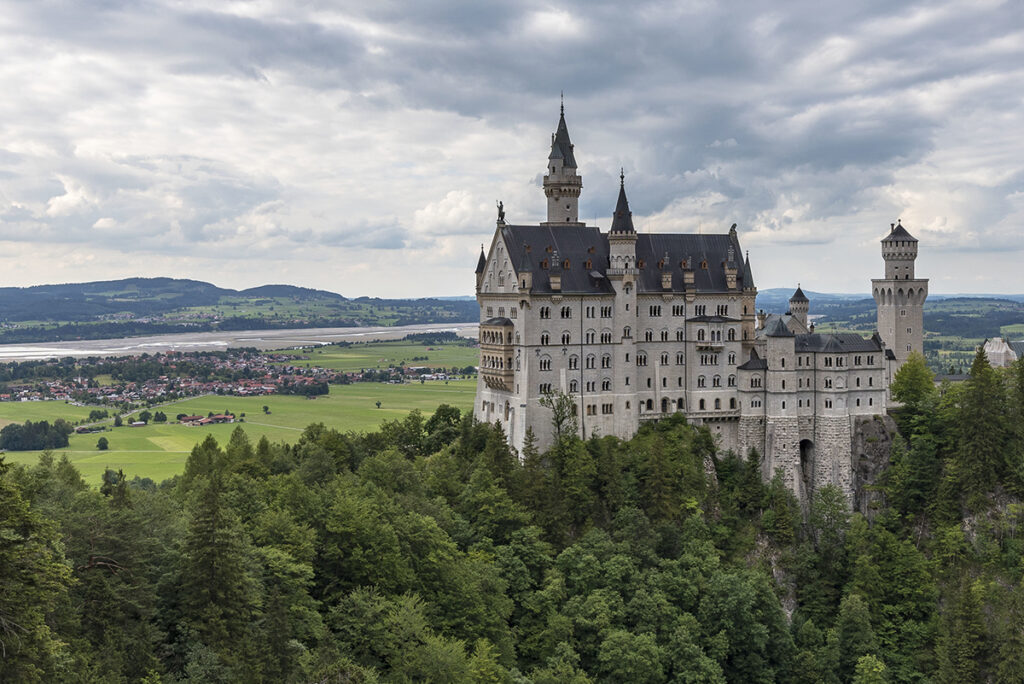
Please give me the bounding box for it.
[1,0,1022,298]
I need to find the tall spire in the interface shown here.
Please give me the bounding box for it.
[610,170,635,233]
[549,108,577,168]
[543,98,583,224]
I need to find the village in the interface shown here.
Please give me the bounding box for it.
[0,347,470,411]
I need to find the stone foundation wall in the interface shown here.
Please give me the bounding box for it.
[766,417,802,500]
[813,416,854,498]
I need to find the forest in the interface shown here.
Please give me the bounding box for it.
[1,350,1023,682]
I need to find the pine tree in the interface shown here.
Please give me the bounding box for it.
[936,581,986,684]
[178,475,257,673]
[958,348,1010,509]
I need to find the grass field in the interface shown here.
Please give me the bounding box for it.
[2,380,476,485]
[286,341,478,372]
[0,401,97,428]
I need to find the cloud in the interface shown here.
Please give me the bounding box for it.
[0,0,1022,295]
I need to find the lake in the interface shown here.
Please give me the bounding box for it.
[0,322,480,361]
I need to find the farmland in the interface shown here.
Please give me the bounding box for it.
[288,340,479,372]
[2,379,476,484]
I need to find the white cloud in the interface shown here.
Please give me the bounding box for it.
[0,0,1021,295]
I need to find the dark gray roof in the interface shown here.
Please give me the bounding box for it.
[501,223,749,295]
[1010,341,1024,358]
[610,176,635,233]
[502,224,614,295]
[482,317,513,326]
[794,333,883,353]
[743,251,755,290]
[634,232,748,293]
[882,221,918,242]
[549,108,577,168]
[737,348,767,370]
[764,317,794,337]
[790,285,808,302]
[475,248,486,274]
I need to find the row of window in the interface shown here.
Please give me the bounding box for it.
[484,306,517,319]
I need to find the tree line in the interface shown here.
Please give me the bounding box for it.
[1,349,1023,681]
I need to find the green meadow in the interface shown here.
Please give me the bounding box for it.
[2,380,476,485]
[286,340,478,372]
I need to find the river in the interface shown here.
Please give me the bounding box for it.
[0,322,481,361]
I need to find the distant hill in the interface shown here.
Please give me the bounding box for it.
[0,278,476,344]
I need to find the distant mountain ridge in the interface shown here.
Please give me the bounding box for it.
[0,278,478,344]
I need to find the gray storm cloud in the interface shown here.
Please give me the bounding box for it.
[0,0,1022,296]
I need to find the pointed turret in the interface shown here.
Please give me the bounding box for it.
[789,284,809,330]
[549,100,577,168]
[475,244,487,291]
[542,98,583,225]
[743,251,755,290]
[609,170,635,233]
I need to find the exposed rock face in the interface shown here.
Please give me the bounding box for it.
[851,414,899,517]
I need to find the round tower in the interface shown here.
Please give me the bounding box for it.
[788,285,809,330]
[872,220,928,380]
[542,99,583,225]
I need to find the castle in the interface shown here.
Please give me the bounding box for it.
[474,105,926,501]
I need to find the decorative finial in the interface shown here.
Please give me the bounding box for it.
[898,218,902,225]
[560,91,564,115]
[620,168,625,186]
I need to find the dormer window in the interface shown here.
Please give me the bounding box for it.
[700,260,708,269]
[540,259,549,269]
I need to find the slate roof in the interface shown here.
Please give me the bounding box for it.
[610,176,635,233]
[764,317,794,337]
[794,333,883,353]
[634,232,747,293]
[1010,341,1024,359]
[482,317,513,326]
[790,286,808,302]
[502,224,614,295]
[737,348,767,370]
[475,248,486,274]
[743,252,755,290]
[500,222,750,295]
[882,220,918,242]
[549,108,577,168]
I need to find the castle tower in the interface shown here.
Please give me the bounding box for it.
[872,220,928,378]
[542,100,583,225]
[789,285,809,330]
[607,171,637,272]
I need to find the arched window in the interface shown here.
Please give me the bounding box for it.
[714,398,721,410]
[727,328,736,341]
[569,379,578,393]
[568,355,579,370]
[712,375,721,387]
[644,329,654,342]
[729,398,736,409]
[699,399,706,410]
[728,374,736,387]
[660,352,669,365]
[541,332,550,345]
[697,329,705,341]
[602,378,611,391]
[623,326,632,338]
[561,332,571,345]
[646,399,653,411]
[697,375,706,388]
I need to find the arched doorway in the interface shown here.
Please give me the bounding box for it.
[799,439,815,498]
